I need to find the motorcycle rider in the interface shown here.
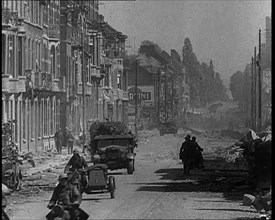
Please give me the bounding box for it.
[2,184,11,220]
[46,174,89,220]
[64,149,88,193]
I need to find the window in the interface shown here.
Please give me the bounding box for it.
[28,38,31,69]
[44,99,46,136]
[2,34,6,74]
[50,98,53,135]
[8,35,15,77]
[56,46,60,77]
[32,40,35,69]
[50,46,55,77]
[23,100,26,139]
[17,37,23,76]
[31,102,34,139]
[38,100,41,137]
[117,59,122,65]
[56,100,60,131]
[117,71,122,89]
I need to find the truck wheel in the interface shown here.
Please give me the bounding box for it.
[127,160,134,174]
[109,176,115,199]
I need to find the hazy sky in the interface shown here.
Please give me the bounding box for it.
[100,0,271,86]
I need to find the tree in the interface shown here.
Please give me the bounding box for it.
[229,71,244,102]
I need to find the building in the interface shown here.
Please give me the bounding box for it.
[99,17,129,125]
[127,44,190,129]
[2,0,65,152]
[2,0,128,152]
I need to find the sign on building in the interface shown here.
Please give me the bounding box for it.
[128,87,151,105]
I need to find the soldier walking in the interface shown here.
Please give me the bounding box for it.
[54,128,63,154]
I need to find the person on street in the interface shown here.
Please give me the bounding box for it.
[46,174,89,220]
[2,183,11,220]
[180,134,200,174]
[64,149,88,193]
[191,136,205,169]
[64,128,74,154]
[179,134,191,159]
[54,128,63,154]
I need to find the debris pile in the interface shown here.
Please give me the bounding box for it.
[242,188,272,219]
[89,122,136,151]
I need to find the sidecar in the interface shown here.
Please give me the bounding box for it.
[84,164,115,199]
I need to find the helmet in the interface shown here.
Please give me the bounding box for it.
[58,173,68,181]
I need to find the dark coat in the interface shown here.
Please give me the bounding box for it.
[64,154,88,173]
[49,182,82,207]
[54,130,63,146]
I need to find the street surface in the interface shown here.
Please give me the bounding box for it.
[6,127,260,220]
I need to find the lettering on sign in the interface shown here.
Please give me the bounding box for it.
[128,87,151,105]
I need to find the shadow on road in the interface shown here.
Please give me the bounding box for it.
[195,208,257,214]
[136,157,251,202]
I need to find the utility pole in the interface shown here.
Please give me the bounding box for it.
[135,59,138,137]
[251,56,254,130]
[157,71,160,127]
[82,29,86,153]
[164,64,167,121]
[253,47,257,130]
[171,79,174,119]
[258,29,262,131]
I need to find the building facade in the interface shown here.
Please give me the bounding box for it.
[2,0,128,153]
[2,0,64,152]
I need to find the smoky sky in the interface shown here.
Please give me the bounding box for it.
[100,0,271,87]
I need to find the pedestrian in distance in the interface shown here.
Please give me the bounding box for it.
[191,136,205,169]
[64,128,74,154]
[54,128,63,154]
[179,134,197,174]
[179,134,191,160]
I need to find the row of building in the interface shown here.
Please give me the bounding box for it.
[2,0,129,152]
[126,44,190,129]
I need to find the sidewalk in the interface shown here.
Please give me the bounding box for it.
[20,145,90,189]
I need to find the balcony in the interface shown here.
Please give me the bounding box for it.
[39,0,50,5]
[8,78,19,93]
[40,72,52,91]
[2,8,18,28]
[86,83,93,96]
[58,76,66,92]
[33,71,41,89]
[48,24,60,39]
[77,83,83,95]
[18,76,26,93]
[52,79,60,92]
[2,74,10,93]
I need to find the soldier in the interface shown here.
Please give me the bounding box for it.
[64,128,74,154]
[191,136,205,169]
[64,149,88,193]
[46,174,89,220]
[54,128,63,154]
[2,183,10,220]
[179,135,196,174]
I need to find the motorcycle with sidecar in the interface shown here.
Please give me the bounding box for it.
[67,164,115,199]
